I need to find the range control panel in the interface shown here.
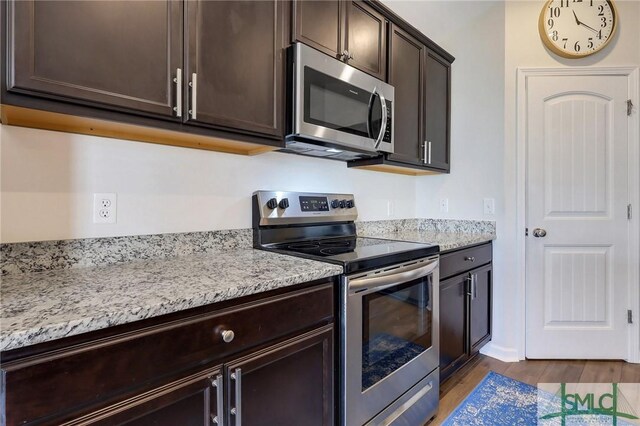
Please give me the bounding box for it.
[253,191,357,226]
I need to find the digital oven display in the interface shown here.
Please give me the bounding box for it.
[299,196,329,212]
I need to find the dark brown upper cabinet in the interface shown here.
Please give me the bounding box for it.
[7,0,183,119]
[294,0,386,80]
[424,50,451,172]
[386,24,425,167]
[185,0,288,138]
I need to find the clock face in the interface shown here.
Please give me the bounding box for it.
[539,0,618,58]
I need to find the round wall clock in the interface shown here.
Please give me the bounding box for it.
[539,0,618,58]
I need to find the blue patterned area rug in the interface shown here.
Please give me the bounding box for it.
[442,371,540,426]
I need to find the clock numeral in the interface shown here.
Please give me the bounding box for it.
[590,0,593,6]
[572,0,583,3]
[601,16,607,27]
[552,30,559,41]
[560,0,569,7]
[587,37,594,49]
[547,18,555,29]
[574,41,581,52]
[549,6,561,17]
[597,29,603,39]
[562,38,568,49]
[598,5,604,15]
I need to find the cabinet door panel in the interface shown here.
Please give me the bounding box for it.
[424,50,451,171]
[470,265,492,353]
[226,326,334,426]
[439,274,468,382]
[386,24,425,166]
[345,1,386,80]
[186,0,286,137]
[9,0,182,118]
[294,0,344,59]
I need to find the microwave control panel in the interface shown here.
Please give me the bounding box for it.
[383,101,392,143]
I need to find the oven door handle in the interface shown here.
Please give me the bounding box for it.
[349,259,438,293]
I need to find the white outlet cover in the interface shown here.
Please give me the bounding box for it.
[483,198,495,215]
[440,198,449,213]
[93,193,117,224]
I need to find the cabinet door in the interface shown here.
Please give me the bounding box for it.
[8,0,182,118]
[186,0,287,138]
[469,264,492,353]
[386,24,425,167]
[67,366,223,426]
[424,50,451,171]
[226,326,334,426]
[344,1,387,80]
[294,0,344,59]
[439,274,469,382]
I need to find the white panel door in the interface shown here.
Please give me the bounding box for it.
[526,74,630,359]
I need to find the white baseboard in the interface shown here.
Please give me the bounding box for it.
[479,342,521,362]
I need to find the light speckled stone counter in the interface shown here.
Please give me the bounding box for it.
[358,229,495,252]
[0,249,342,352]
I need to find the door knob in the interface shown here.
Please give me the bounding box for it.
[532,228,547,238]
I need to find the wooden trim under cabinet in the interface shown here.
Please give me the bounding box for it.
[0,105,276,156]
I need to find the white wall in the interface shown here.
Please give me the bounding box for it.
[382,0,510,357]
[0,125,417,243]
[502,0,640,359]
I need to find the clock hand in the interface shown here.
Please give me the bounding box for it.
[579,21,600,34]
[572,10,581,25]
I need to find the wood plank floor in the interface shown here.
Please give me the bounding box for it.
[429,356,640,425]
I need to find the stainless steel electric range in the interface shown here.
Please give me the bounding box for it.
[252,191,440,426]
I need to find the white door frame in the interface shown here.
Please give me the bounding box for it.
[516,67,640,362]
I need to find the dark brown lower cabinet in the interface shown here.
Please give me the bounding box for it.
[439,243,492,383]
[1,281,335,426]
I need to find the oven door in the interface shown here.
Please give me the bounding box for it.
[292,43,393,154]
[342,257,439,426]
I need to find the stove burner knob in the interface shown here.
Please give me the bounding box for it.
[331,199,340,209]
[339,200,346,208]
[278,198,289,209]
[266,198,278,209]
[346,200,355,209]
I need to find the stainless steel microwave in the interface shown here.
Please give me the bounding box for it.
[283,43,394,161]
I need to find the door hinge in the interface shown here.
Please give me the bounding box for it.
[628,204,632,220]
[628,310,633,324]
[628,99,634,116]
[525,227,529,236]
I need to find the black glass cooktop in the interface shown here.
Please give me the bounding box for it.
[268,237,439,274]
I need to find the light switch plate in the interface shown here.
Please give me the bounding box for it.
[483,198,495,215]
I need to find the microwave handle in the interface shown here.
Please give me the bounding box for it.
[366,88,376,139]
[374,90,388,149]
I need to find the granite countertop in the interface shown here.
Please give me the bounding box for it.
[0,249,343,352]
[358,229,495,252]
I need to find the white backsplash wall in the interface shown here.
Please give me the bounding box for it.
[0,125,418,243]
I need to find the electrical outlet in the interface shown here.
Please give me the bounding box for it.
[93,193,117,224]
[440,198,449,213]
[483,198,495,215]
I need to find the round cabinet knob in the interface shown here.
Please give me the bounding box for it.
[533,228,547,238]
[221,329,235,343]
[345,200,355,209]
[339,200,346,208]
[331,199,340,209]
[266,198,278,209]
[464,256,475,262]
[278,198,289,209]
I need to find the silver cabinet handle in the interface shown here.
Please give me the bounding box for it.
[532,228,547,238]
[189,73,197,119]
[221,329,235,343]
[422,141,428,164]
[231,368,242,425]
[472,274,478,300]
[341,50,354,61]
[173,68,182,117]
[464,256,475,262]
[428,141,432,164]
[209,374,224,426]
[465,274,473,297]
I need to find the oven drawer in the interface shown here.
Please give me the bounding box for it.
[2,283,334,426]
[440,243,492,279]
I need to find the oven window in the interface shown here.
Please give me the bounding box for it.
[304,67,381,138]
[361,275,433,391]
